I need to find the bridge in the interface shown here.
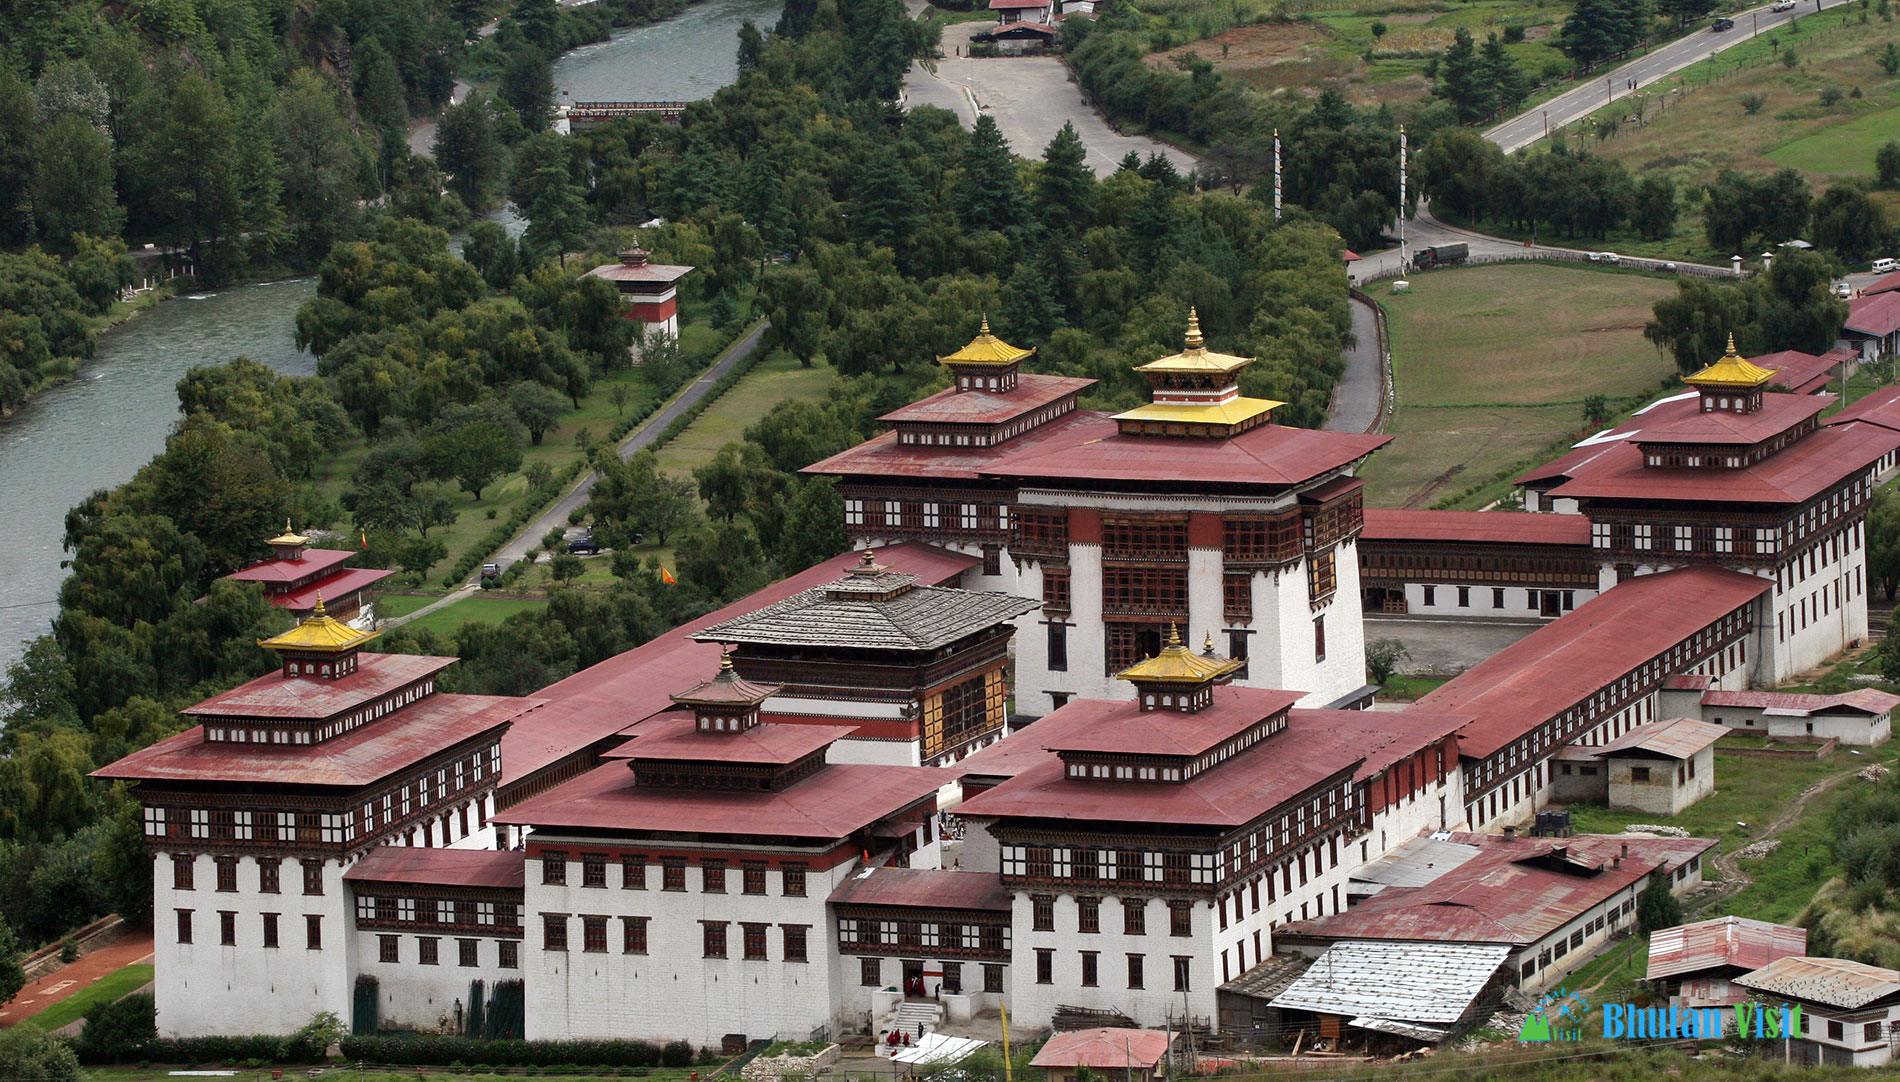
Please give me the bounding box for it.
[565,101,689,129]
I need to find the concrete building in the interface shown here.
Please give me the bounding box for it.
[584,248,692,340]
[1735,956,1900,1067]
[1656,680,1899,747]
[1552,717,1726,816]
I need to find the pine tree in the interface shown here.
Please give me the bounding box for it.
[1479,34,1531,115]
[1035,121,1093,234]
[434,96,500,207]
[957,115,1022,233]
[737,19,765,71]
[1435,28,1497,123]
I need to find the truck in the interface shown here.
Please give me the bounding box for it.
[1414,242,1468,270]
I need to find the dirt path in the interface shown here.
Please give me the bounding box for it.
[0,930,154,1028]
[1698,768,1863,913]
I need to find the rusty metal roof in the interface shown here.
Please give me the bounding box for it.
[1271,941,1512,1024]
[1735,956,1900,1009]
[605,712,851,765]
[1360,510,1591,547]
[984,423,1389,489]
[1030,1029,1173,1070]
[1645,916,1806,981]
[1592,717,1727,759]
[1220,953,1313,1000]
[344,846,525,891]
[1349,836,1481,889]
[827,865,1010,911]
[1548,420,1900,505]
[1702,688,1900,715]
[878,374,1091,426]
[181,653,456,720]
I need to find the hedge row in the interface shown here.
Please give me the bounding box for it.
[645,319,769,452]
[603,320,749,445]
[440,459,586,588]
[336,1036,695,1067]
[79,1034,329,1066]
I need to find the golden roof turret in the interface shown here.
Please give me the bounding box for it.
[1115,307,1283,435]
[259,594,378,655]
[939,317,1036,367]
[1115,625,1244,685]
[1133,308,1253,377]
[1685,334,1777,390]
[267,519,310,547]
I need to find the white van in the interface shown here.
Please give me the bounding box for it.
[1874,258,1899,275]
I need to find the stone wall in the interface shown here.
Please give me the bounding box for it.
[741,1043,841,1082]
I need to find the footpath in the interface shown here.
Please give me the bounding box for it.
[0,930,154,1030]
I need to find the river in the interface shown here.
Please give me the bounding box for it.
[0,0,780,677]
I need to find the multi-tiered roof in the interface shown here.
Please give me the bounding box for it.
[1114,309,1283,437]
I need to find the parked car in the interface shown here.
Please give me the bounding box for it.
[1770,1,1795,11]
[1661,261,1679,273]
[1588,251,1622,264]
[568,537,600,555]
[1835,281,1854,298]
[1712,16,1735,28]
[1874,257,1899,275]
[479,562,501,588]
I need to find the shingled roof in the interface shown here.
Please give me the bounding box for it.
[693,551,1037,651]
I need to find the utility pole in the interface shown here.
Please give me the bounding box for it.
[1606,77,1614,104]
[1753,11,1759,35]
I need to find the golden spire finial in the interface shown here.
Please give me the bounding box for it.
[719,650,734,673]
[1167,624,1183,649]
[1724,332,1739,357]
[312,592,326,617]
[285,518,293,533]
[1183,308,1204,350]
[979,314,992,336]
[1203,631,1216,656]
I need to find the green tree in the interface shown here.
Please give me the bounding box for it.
[0,1018,82,1082]
[1479,33,1532,115]
[737,18,766,71]
[1868,486,1900,601]
[508,380,567,445]
[759,264,832,367]
[1558,0,1649,67]
[1811,182,1895,263]
[548,552,584,585]
[511,132,589,263]
[958,115,1022,233]
[0,70,37,246]
[1436,29,1497,123]
[434,96,501,207]
[1883,42,1900,75]
[1416,128,1503,221]
[0,912,25,1004]
[1035,122,1094,234]
[1879,140,1900,190]
[139,74,276,280]
[30,113,122,250]
[463,220,520,289]
[500,48,555,131]
[425,420,524,500]
[776,478,847,574]
[1636,876,1683,934]
[78,992,156,1063]
[271,69,366,261]
[1629,173,1678,241]
[1365,638,1411,684]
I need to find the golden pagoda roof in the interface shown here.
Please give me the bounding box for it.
[259,595,377,654]
[267,519,310,547]
[1134,308,1252,376]
[1115,626,1244,685]
[1684,334,1777,390]
[1113,398,1284,426]
[939,317,1035,367]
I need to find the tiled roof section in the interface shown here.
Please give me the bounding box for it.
[343,846,525,891]
[181,653,456,720]
[693,574,1036,651]
[492,757,942,839]
[227,548,356,585]
[1750,348,1854,396]
[1826,384,1900,432]
[94,693,534,786]
[1645,916,1806,981]
[1416,567,1771,759]
[878,374,1094,427]
[586,258,692,283]
[1635,394,1828,446]
[1701,688,1900,714]
[604,712,851,765]
[1546,421,1900,504]
[827,865,1010,911]
[275,568,395,610]
[1282,833,1716,946]
[499,543,978,787]
[955,706,1365,828]
[804,409,1115,482]
[983,424,1389,489]
[1593,717,1727,759]
[1735,956,1900,1009]
[1360,510,1591,547]
[1517,394,1700,486]
[672,655,778,707]
[1030,1030,1172,1070]
[1847,291,1900,337]
[1039,687,1301,758]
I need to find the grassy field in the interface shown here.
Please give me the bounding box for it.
[1360,263,1679,510]
[373,593,439,621]
[1770,100,1900,175]
[650,350,837,477]
[22,963,153,1032]
[399,596,549,637]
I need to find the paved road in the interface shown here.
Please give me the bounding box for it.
[1487,0,1840,152]
[408,80,473,158]
[1350,206,1734,284]
[1325,295,1385,434]
[904,24,1196,175]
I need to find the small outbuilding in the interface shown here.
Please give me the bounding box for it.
[1562,717,1726,815]
[1646,915,1806,1007]
[1734,956,1900,1067]
[1030,1028,1173,1082]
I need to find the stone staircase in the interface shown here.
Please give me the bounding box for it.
[874,1000,945,1056]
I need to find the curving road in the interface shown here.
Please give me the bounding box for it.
[1487,0,1841,152]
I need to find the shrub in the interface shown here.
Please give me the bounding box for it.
[1370,19,1387,36]
[76,993,157,1063]
[1503,23,1525,41]
[1782,46,1799,68]
[335,1036,666,1068]
[1740,92,1766,114]
[1819,84,1843,105]
[661,1040,694,1068]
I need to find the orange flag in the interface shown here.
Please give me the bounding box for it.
[360,530,368,551]
[661,566,677,584]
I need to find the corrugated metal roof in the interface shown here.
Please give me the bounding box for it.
[1271,941,1511,1024]
[344,847,525,890]
[1348,1017,1451,1042]
[892,1035,987,1065]
[181,653,457,720]
[1735,956,1900,1009]
[1030,1029,1172,1069]
[227,548,356,585]
[1847,291,1900,337]
[879,375,1091,426]
[805,411,1115,482]
[1548,421,1900,505]
[1350,836,1481,889]
[1645,916,1806,981]
[1592,717,1727,759]
[1635,395,1827,446]
[1702,689,1900,715]
[827,865,1010,911]
[1219,953,1312,999]
[694,570,1036,651]
[1360,510,1591,547]
[984,423,1389,489]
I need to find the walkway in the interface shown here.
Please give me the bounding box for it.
[1487,0,1844,153]
[0,930,154,1029]
[1324,295,1384,434]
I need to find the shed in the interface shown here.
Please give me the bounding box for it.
[1030,1029,1173,1082]
[1216,953,1311,1042]
[1591,717,1726,815]
[1269,940,1513,1045]
[1646,915,1806,1007]
[1735,956,1900,1067]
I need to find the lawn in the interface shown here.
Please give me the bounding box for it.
[1360,263,1679,509]
[1770,100,1900,176]
[650,349,837,478]
[22,963,153,1032]
[372,593,439,621]
[401,596,548,637]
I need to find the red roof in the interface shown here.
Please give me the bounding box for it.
[274,567,394,610]
[1847,291,1900,337]
[1701,688,1900,714]
[1662,674,1711,691]
[1826,384,1900,432]
[1593,716,1727,759]
[1360,510,1591,547]
[1749,349,1853,396]
[1864,270,1900,297]
[500,543,978,787]
[955,705,1366,829]
[1039,688,1302,759]
[1295,708,1470,782]
[827,866,1009,911]
[586,260,692,284]
[93,692,533,786]
[988,0,1046,8]
[1517,394,1702,486]
[992,21,1057,32]
[181,653,457,720]
[226,548,355,586]
[1546,421,1900,505]
[604,712,852,765]
[1032,1030,1173,1070]
[878,374,1093,427]
[344,846,525,891]
[982,423,1389,490]
[1283,833,1715,946]
[1635,394,1827,446]
[491,757,942,840]
[1646,915,1806,981]
[1416,567,1771,759]
[805,409,1112,482]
